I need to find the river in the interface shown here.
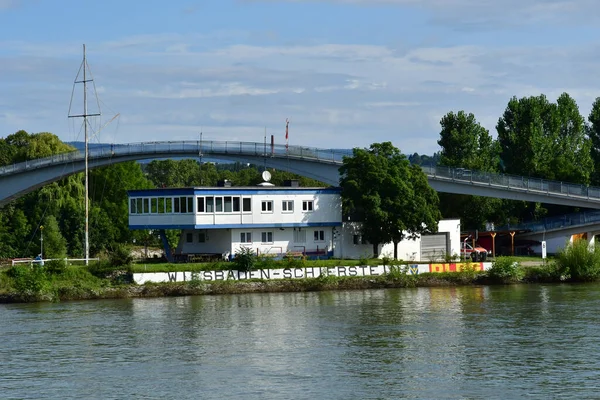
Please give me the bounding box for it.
[2,284,600,399]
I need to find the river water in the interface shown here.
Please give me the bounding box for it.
[2,284,600,399]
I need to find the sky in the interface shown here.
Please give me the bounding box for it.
[2,0,600,155]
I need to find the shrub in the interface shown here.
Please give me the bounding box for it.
[487,257,523,284]
[358,254,371,266]
[233,247,257,272]
[555,239,600,282]
[45,259,67,275]
[108,243,134,267]
[255,254,277,269]
[7,264,48,297]
[88,260,133,283]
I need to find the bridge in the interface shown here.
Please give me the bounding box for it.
[2,140,600,209]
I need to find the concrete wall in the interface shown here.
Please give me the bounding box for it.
[438,219,461,257]
[334,219,460,261]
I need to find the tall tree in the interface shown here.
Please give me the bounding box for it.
[588,97,600,185]
[42,215,67,259]
[438,111,498,171]
[437,111,504,229]
[340,142,441,259]
[496,93,592,184]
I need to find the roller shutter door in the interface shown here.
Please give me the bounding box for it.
[420,233,449,261]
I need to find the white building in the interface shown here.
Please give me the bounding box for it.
[128,182,460,262]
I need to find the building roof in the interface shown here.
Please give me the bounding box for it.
[128,186,341,196]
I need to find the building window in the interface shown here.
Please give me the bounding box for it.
[302,200,314,212]
[143,198,150,213]
[187,197,193,213]
[314,230,325,242]
[151,198,158,213]
[240,232,252,243]
[130,198,136,214]
[206,197,214,213]
[174,197,180,213]
[197,197,205,213]
[261,200,273,212]
[165,197,173,213]
[261,231,273,244]
[180,196,189,213]
[186,233,193,243]
[198,232,206,243]
[282,200,293,212]
[158,198,165,213]
[294,229,306,243]
[233,197,241,212]
[242,197,252,212]
[136,198,143,214]
[215,197,223,213]
[224,196,232,212]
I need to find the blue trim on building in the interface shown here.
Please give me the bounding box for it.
[128,187,341,197]
[129,222,342,230]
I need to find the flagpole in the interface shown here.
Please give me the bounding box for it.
[285,118,289,152]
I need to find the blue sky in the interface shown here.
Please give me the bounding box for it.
[2,0,600,154]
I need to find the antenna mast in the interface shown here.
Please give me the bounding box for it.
[69,44,101,265]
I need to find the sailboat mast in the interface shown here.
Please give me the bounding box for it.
[83,44,90,266]
[68,44,101,265]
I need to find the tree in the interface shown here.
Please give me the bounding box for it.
[42,215,67,259]
[340,142,441,259]
[588,97,600,185]
[438,111,499,171]
[437,111,504,229]
[496,93,592,184]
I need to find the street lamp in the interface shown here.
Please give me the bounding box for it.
[40,225,44,259]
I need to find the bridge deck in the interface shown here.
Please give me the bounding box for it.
[1,140,600,208]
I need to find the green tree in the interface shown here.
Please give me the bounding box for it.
[340,142,441,259]
[438,111,498,171]
[588,97,600,185]
[437,111,504,229]
[496,93,592,184]
[42,215,67,259]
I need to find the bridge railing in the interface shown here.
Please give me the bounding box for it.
[496,210,600,233]
[2,140,600,203]
[0,141,354,176]
[421,165,600,201]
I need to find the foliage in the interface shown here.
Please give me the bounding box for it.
[496,93,592,184]
[437,110,505,229]
[44,259,67,275]
[233,247,257,272]
[588,97,600,185]
[555,239,600,282]
[340,142,441,258]
[358,254,371,266]
[487,257,524,284]
[108,243,134,267]
[42,215,67,259]
[438,111,499,171]
[284,252,306,269]
[6,264,48,298]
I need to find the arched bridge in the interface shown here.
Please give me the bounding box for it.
[1,140,600,209]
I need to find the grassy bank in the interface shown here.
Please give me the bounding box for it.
[0,253,578,304]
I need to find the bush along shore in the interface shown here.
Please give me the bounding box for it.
[0,240,597,304]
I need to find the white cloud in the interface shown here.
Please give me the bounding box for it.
[2,31,600,155]
[261,0,600,27]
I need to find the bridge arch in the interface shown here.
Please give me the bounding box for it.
[1,140,600,209]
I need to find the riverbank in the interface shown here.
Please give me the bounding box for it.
[0,273,491,303]
[0,258,557,304]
